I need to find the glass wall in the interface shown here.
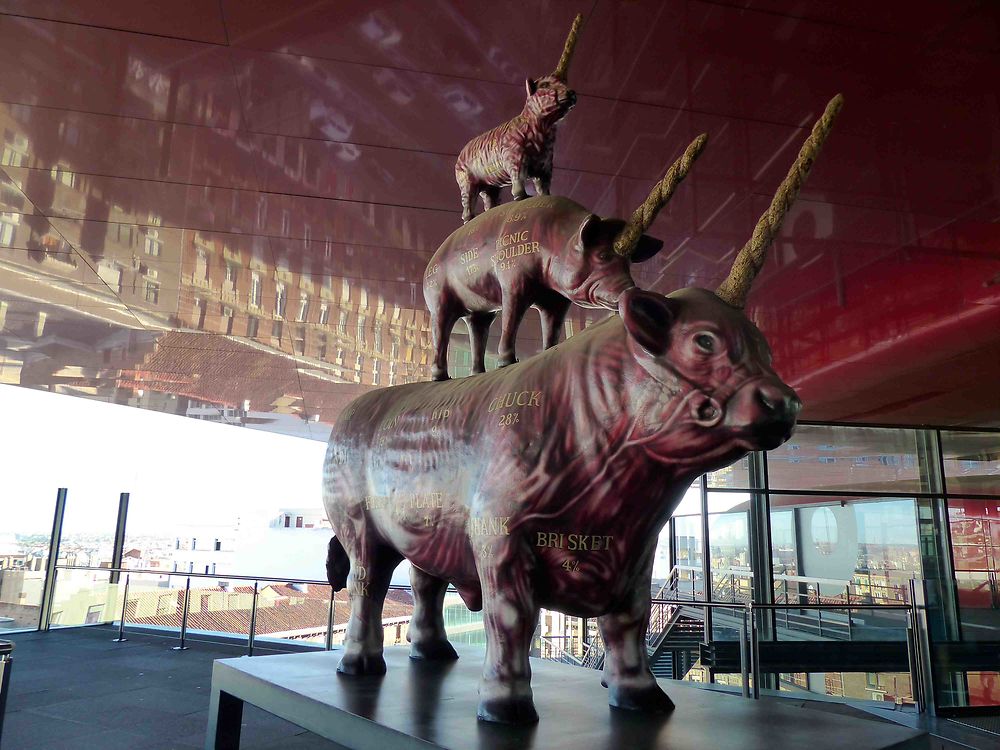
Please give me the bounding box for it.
[665,423,998,710]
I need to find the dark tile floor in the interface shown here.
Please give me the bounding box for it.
[1,626,344,750]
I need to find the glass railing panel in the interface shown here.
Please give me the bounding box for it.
[0,479,57,633]
[443,591,485,647]
[48,569,122,628]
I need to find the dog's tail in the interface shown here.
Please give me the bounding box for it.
[326,536,350,591]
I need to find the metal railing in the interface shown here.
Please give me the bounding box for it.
[43,564,933,712]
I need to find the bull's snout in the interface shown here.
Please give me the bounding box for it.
[755,382,801,424]
[564,90,577,107]
[728,380,801,450]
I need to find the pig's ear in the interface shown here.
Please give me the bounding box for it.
[576,214,602,252]
[525,78,538,96]
[619,288,677,356]
[630,235,665,263]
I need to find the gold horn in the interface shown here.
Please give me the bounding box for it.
[552,13,584,81]
[716,94,844,308]
[613,133,709,257]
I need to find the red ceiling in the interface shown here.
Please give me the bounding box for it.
[0,0,997,434]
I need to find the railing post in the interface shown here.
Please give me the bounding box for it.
[173,577,191,651]
[905,609,923,713]
[749,605,761,699]
[909,579,937,716]
[739,606,750,699]
[113,573,130,643]
[247,581,259,656]
[38,488,68,632]
[325,587,335,651]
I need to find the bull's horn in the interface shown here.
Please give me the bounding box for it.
[552,13,584,81]
[716,94,844,308]
[613,133,709,258]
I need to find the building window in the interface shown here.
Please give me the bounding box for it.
[144,280,160,304]
[318,303,330,326]
[191,538,197,551]
[247,316,259,338]
[272,319,283,339]
[296,295,309,322]
[144,229,162,257]
[214,539,222,551]
[296,516,303,528]
[284,515,291,528]
[281,210,291,236]
[175,538,180,550]
[249,272,262,308]
[224,261,238,290]
[275,282,287,318]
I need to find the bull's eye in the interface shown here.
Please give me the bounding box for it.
[695,333,716,353]
[596,251,613,262]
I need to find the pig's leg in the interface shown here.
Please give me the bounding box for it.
[457,169,475,223]
[430,298,463,381]
[475,549,539,723]
[598,560,675,713]
[338,544,402,676]
[481,186,501,211]
[496,292,530,368]
[465,311,495,374]
[538,299,570,350]
[407,567,459,661]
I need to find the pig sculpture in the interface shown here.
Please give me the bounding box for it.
[454,14,583,223]
[428,134,708,380]
[324,94,842,724]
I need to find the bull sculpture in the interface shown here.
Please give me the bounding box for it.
[455,14,583,223]
[428,134,708,380]
[324,94,842,724]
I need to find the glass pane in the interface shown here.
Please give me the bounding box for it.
[947,499,1000,641]
[707,492,751,605]
[766,425,926,493]
[707,455,754,489]
[0,476,55,632]
[941,431,1000,495]
[769,494,920,608]
[798,671,914,705]
[672,484,704,601]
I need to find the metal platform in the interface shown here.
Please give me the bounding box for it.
[205,646,929,750]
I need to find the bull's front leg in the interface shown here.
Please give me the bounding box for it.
[475,541,539,724]
[599,562,675,714]
[337,545,402,676]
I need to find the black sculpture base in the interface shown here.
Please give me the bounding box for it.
[205,646,926,750]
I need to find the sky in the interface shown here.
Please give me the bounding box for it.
[1,384,328,537]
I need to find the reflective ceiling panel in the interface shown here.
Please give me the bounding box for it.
[0,0,997,438]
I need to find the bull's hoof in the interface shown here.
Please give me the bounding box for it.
[410,639,459,661]
[337,652,386,676]
[496,355,517,369]
[430,369,450,382]
[477,696,539,725]
[608,684,675,714]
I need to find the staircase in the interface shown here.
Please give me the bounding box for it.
[649,614,703,679]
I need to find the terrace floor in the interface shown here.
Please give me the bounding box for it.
[1,626,343,750]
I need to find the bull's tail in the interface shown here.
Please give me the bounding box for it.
[326,536,350,591]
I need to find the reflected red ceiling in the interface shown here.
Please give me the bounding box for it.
[0,0,997,435]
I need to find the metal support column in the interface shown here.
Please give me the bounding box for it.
[38,488,67,631]
[909,579,937,716]
[247,582,259,656]
[173,577,191,651]
[110,492,130,585]
[698,475,713,646]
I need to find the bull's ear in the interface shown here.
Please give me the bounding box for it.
[619,288,676,356]
[630,235,665,263]
[576,214,601,252]
[525,78,538,96]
